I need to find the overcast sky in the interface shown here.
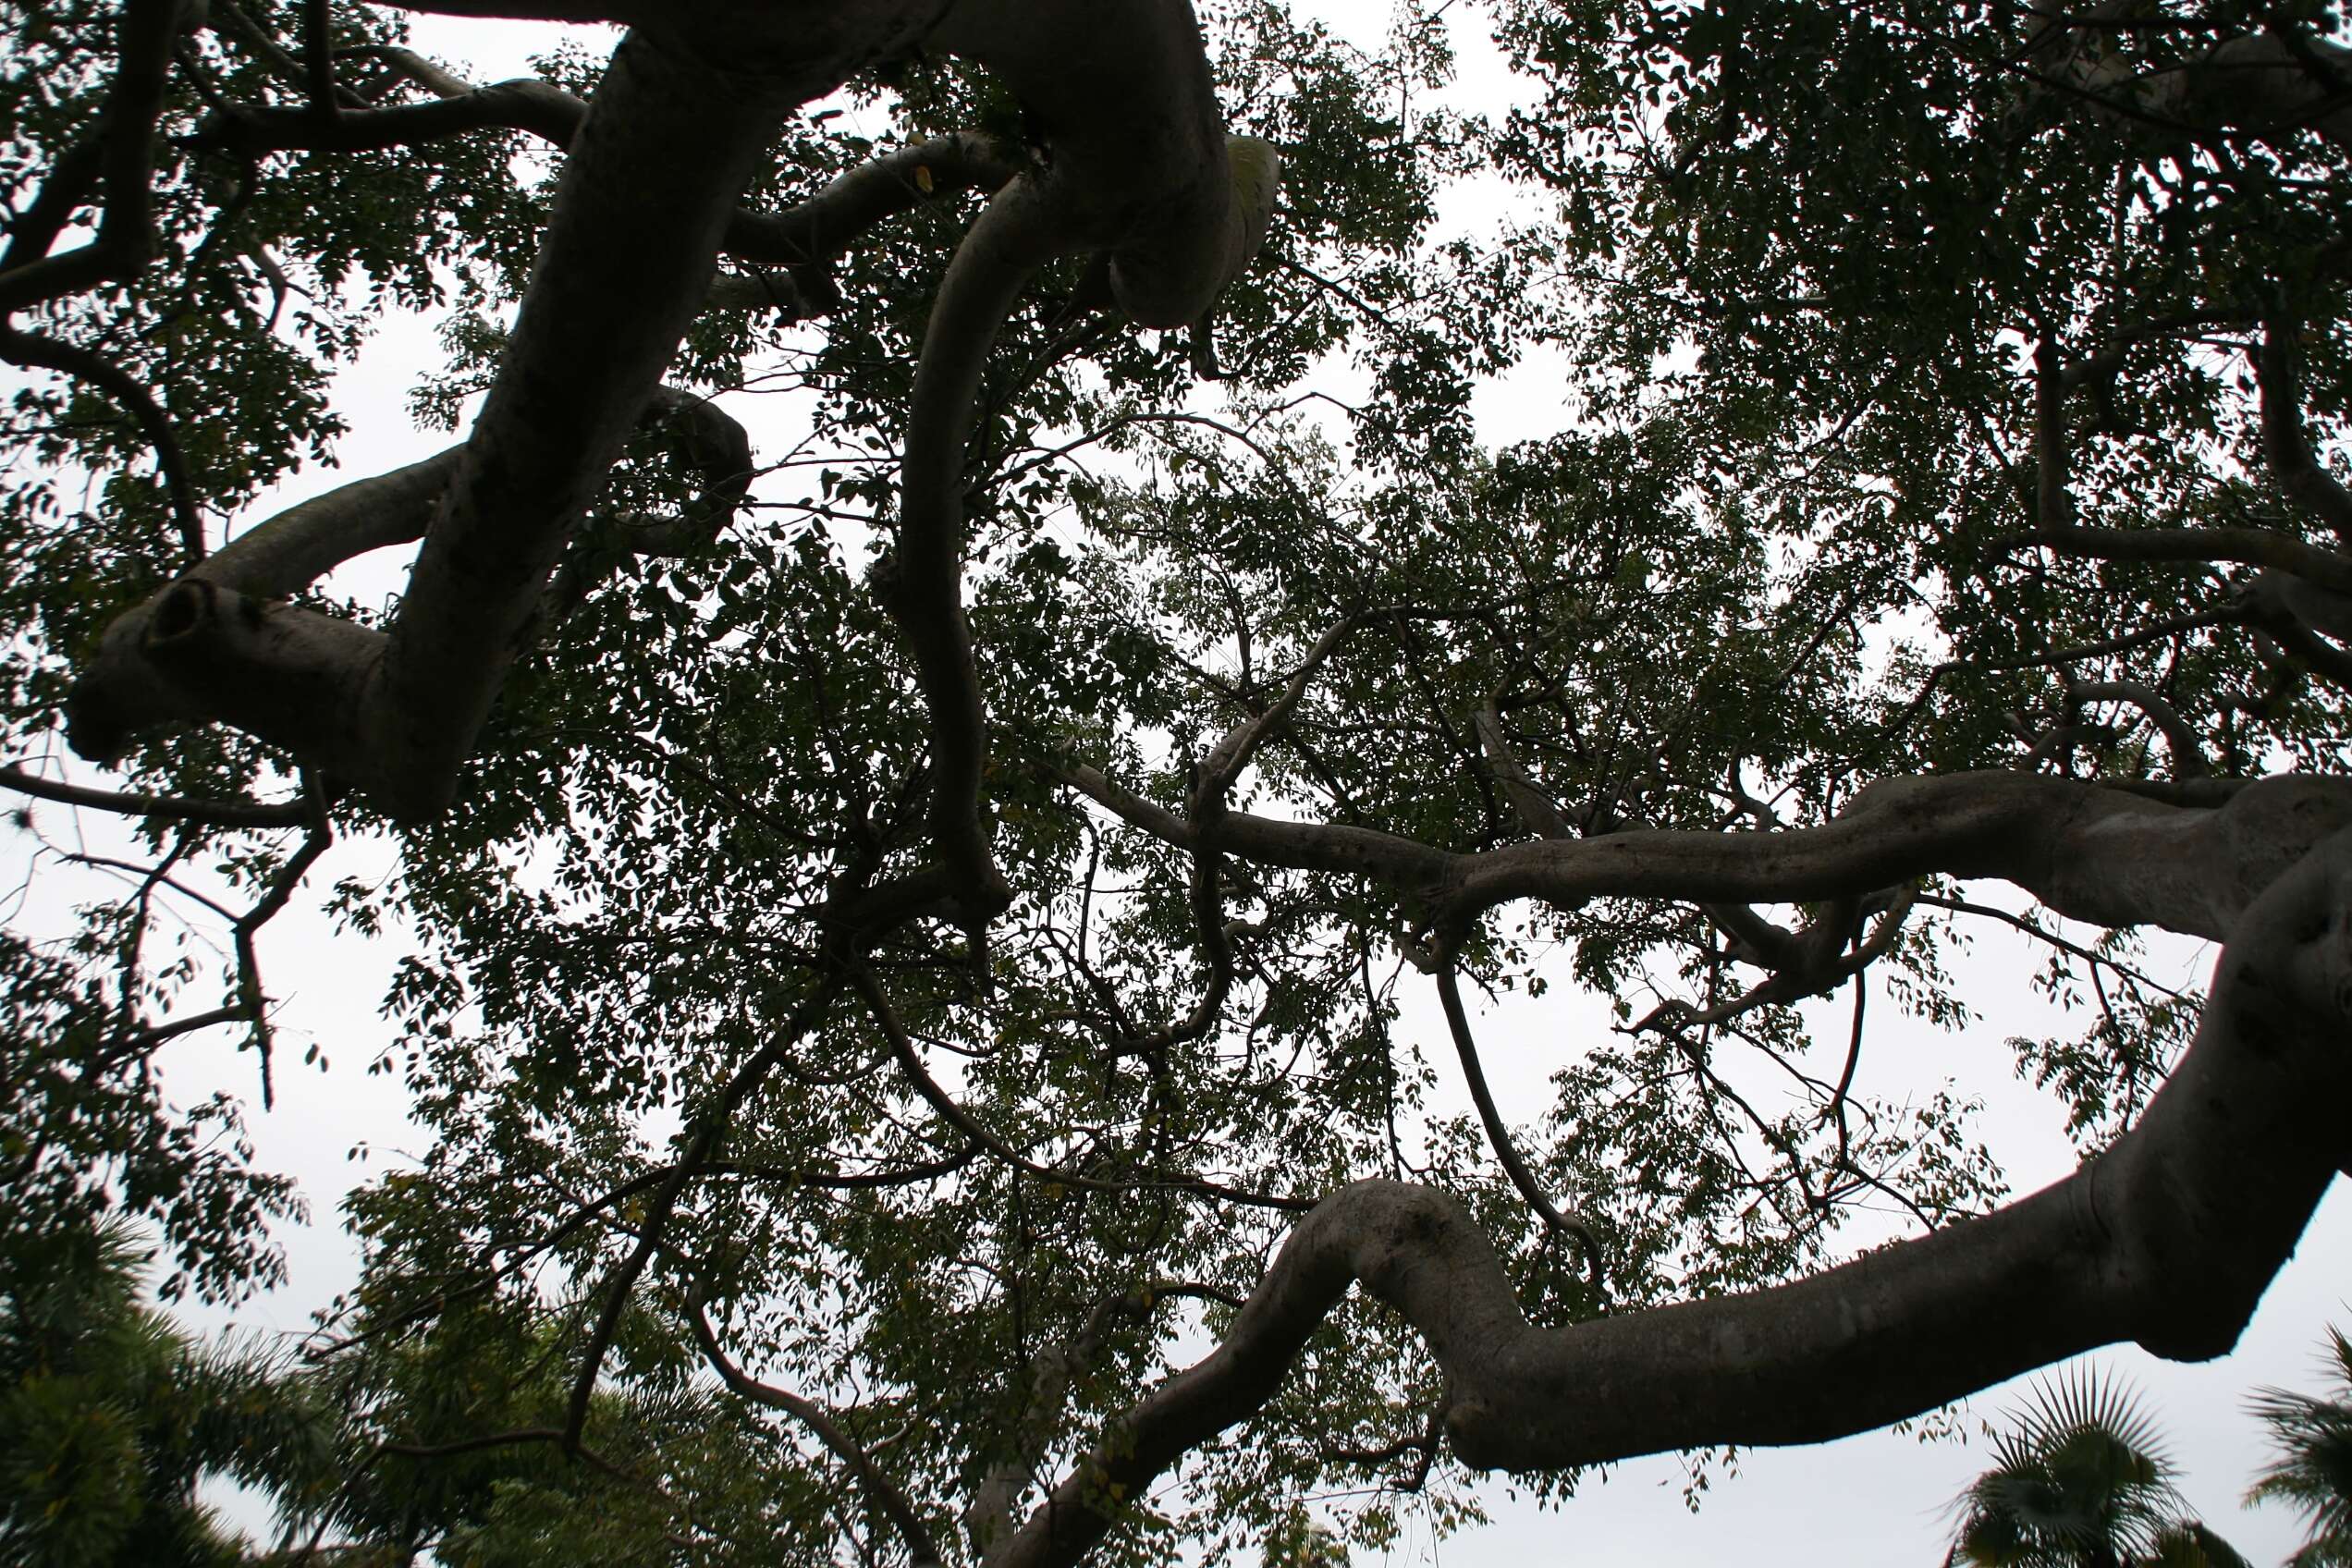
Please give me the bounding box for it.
[7,5,2348,1564]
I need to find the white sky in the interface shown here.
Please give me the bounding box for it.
[6,4,2348,1564]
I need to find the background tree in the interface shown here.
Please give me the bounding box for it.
[0,1221,319,1567]
[2248,1327,2352,1568]
[5,0,2352,1563]
[1945,1372,2248,1568]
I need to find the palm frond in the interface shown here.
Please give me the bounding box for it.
[2249,1326,2352,1568]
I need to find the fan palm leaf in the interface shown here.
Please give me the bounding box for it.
[2247,1327,2352,1568]
[1947,1368,2244,1568]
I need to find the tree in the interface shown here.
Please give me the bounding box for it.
[3,0,2351,1562]
[1945,1372,2248,1568]
[0,1221,320,1567]
[2248,1327,2352,1567]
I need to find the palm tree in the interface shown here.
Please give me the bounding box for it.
[2246,1325,2352,1567]
[1945,1369,2249,1568]
[0,1220,332,1567]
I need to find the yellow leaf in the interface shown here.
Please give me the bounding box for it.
[913,165,934,194]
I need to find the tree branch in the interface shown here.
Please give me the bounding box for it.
[1433,944,1603,1276]
[0,325,206,565]
[0,765,311,828]
[989,829,2352,1566]
[685,1279,944,1568]
[1067,763,2352,943]
[0,0,180,313]
[2257,316,2352,547]
[2064,678,2211,778]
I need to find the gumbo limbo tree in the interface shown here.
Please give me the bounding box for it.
[6,0,2352,1560]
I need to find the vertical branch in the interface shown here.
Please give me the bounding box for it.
[302,0,340,123]
[229,771,333,1108]
[2257,317,2352,546]
[876,178,1064,924]
[2035,334,2076,531]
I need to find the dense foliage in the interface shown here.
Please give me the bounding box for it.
[5,0,2351,1562]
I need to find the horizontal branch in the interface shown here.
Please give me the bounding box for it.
[202,79,1016,276]
[1062,763,2352,942]
[0,764,310,827]
[2009,521,2352,596]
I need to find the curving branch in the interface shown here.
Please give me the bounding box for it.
[540,386,756,622]
[1108,614,1380,1059]
[1433,946,1603,1275]
[0,0,181,314]
[1064,761,2352,943]
[870,178,1062,920]
[64,12,962,816]
[0,325,206,565]
[686,1279,944,1568]
[58,2,1261,846]
[2257,317,2352,547]
[2064,678,2211,778]
[2177,25,2352,147]
[1635,887,1917,1036]
[986,828,2352,1568]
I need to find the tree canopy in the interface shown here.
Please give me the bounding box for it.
[6,0,2352,1562]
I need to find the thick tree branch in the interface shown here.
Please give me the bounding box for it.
[928,0,1236,328]
[870,178,1064,919]
[990,830,2352,1567]
[66,386,741,766]
[66,15,969,815]
[2008,519,2352,595]
[2181,25,2352,146]
[1066,763,2352,942]
[60,2,1253,835]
